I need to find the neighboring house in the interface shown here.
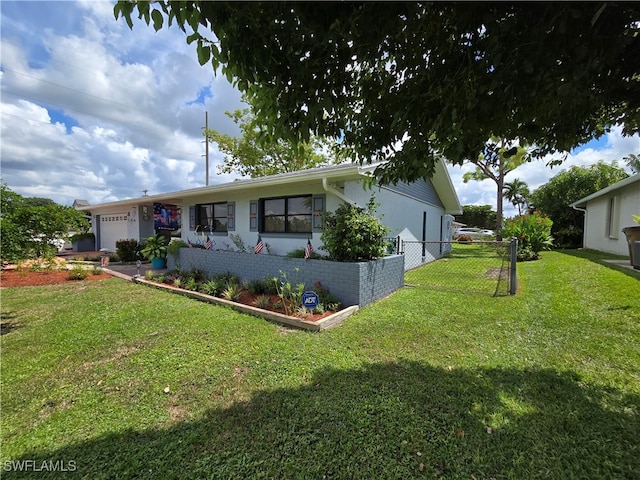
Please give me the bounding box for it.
[72,199,90,209]
[79,161,462,269]
[452,221,466,235]
[569,174,640,256]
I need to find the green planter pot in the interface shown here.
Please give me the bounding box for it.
[150,257,167,270]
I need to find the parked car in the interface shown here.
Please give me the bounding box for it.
[454,227,482,239]
[454,227,495,239]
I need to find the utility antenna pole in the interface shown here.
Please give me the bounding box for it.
[202,111,210,186]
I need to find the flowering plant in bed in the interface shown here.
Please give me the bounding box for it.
[500,211,553,261]
[144,268,342,321]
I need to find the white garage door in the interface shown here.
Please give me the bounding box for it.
[99,213,129,252]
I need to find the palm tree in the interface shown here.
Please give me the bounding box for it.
[624,154,640,174]
[503,178,530,215]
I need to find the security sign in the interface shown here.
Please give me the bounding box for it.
[302,291,319,309]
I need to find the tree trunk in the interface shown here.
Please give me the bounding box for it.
[496,179,504,241]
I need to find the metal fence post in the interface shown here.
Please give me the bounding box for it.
[509,237,518,295]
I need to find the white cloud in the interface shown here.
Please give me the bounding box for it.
[0,0,247,206]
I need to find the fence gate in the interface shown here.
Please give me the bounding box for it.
[397,239,518,296]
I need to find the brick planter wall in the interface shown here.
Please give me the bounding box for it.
[167,249,404,307]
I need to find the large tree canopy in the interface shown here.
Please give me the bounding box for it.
[0,184,89,261]
[115,1,640,184]
[206,108,340,178]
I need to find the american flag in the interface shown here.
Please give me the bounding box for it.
[304,238,314,259]
[205,236,213,250]
[254,235,264,254]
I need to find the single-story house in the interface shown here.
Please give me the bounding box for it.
[569,173,640,256]
[79,161,462,270]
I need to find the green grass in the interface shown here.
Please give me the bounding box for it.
[405,242,512,295]
[1,250,639,479]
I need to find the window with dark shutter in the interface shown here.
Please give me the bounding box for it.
[227,202,235,231]
[260,195,313,233]
[195,202,229,232]
[249,200,259,231]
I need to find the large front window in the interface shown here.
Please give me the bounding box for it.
[196,202,227,232]
[262,195,312,233]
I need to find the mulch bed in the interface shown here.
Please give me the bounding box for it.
[233,291,334,322]
[148,279,337,322]
[0,270,108,288]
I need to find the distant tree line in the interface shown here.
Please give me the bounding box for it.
[455,205,498,231]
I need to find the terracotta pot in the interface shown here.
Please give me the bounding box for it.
[621,225,640,268]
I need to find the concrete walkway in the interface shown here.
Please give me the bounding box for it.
[56,250,167,280]
[602,259,638,271]
[103,263,167,280]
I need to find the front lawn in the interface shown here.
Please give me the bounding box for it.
[1,250,639,479]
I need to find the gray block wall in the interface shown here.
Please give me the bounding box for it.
[167,249,405,307]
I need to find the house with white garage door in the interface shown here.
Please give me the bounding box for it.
[79,161,462,270]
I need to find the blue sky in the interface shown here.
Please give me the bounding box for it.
[1,1,638,217]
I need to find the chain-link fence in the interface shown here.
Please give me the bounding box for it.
[392,239,517,296]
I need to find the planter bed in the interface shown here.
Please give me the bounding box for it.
[132,276,358,331]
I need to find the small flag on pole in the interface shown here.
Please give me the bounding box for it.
[254,235,264,254]
[205,236,213,250]
[304,238,314,259]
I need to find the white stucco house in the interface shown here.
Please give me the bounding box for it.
[79,161,462,270]
[569,174,640,256]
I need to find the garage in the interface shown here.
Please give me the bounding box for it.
[98,212,129,252]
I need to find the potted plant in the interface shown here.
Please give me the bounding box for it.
[622,214,640,269]
[140,233,168,269]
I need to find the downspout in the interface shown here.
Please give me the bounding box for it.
[322,177,360,207]
[571,204,587,248]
